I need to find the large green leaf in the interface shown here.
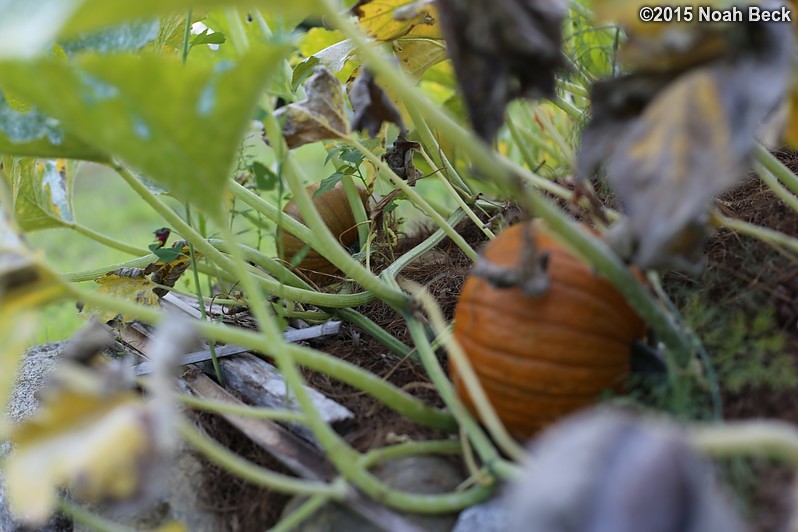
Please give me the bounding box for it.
[0,46,290,213]
[0,92,106,161]
[3,157,75,231]
[63,0,316,37]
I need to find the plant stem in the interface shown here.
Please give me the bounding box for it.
[271,493,330,532]
[181,8,193,64]
[62,255,156,282]
[70,285,456,430]
[334,307,413,358]
[69,222,147,256]
[178,418,345,496]
[717,215,798,255]
[346,136,479,262]
[418,149,494,239]
[389,210,469,280]
[57,499,134,532]
[405,315,519,481]
[262,112,410,310]
[359,440,462,468]
[754,143,798,199]
[688,420,798,466]
[408,281,526,461]
[754,161,798,213]
[341,173,370,251]
[315,2,692,367]
[185,203,224,384]
[176,393,306,423]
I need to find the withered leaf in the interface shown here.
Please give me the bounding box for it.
[6,390,157,525]
[149,242,196,297]
[350,68,406,137]
[83,267,160,323]
[434,0,567,141]
[270,66,349,149]
[384,135,422,182]
[578,15,792,272]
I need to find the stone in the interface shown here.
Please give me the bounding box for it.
[282,455,465,531]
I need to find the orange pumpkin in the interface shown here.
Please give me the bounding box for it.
[278,181,369,286]
[451,221,646,439]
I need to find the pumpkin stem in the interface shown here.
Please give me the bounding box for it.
[472,223,551,296]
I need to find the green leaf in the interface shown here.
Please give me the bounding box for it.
[148,243,182,263]
[315,172,344,196]
[3,157,75,231]
[251,161,279,191]
[0,46,291,214]
[60,20,160,55]
[62,0,316,38]
[340,148,364,165]
[0,92,106,161]
[190,29,226,48]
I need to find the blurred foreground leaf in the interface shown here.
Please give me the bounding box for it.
[579,16,792,271]
[0,46,291,214]
[6,390,154,524]
[434,0,567,141]
[62,0,316,37]
[0,92,107,161]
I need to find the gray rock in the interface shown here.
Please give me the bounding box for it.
[452,497,508,532]
[8,341,67,423]
[282,455,465,531]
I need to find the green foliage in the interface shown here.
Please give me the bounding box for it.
[0,47,290,214]
[682,297,796,394]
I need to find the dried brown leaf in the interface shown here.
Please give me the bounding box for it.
[350,69,406,137]
[270,66,349,149]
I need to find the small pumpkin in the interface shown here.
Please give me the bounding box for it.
[278,181,369,286]
[451,221,646,439]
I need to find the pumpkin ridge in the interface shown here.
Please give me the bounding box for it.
[456,325,631,368]
[457,293,640,345]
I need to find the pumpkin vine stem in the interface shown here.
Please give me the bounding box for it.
[689,420,798,466]
[407,280,528,462]
[317,0,694,369]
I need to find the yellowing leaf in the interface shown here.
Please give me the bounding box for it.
[4,157,75,231]
[85,268,161,323]
[5,391,153,525]
[354,0,439,41]
[149,244,197,297]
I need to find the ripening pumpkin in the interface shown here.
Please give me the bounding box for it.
[278,181,370,286]
[451,221,646,440]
